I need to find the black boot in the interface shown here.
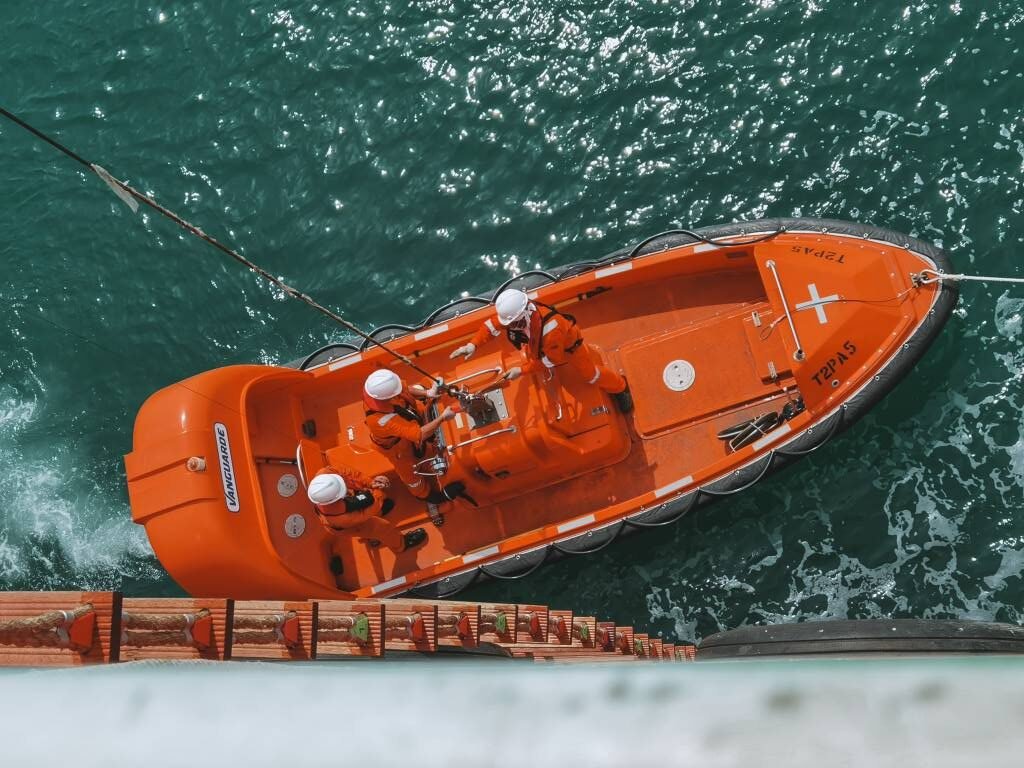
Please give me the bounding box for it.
[329,555,344,588]
[443,480,479,507]
[403,528,428,550]
[612,382,634,414]
[380,498,395,516]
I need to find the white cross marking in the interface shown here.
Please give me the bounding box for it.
[794,283,840,324]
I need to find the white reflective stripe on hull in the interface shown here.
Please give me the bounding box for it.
[414,324,448,341]
[371,576,407,594]
[328,353,362,371]
[557,514,596,534]
[752,422,792,451]
[654,475,693,499]
[462,545,500,565]
[595,262,632,278]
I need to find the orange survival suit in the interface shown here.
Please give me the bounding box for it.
[471,302,626,393]
[311,465,405,552]
[363,387,432,500]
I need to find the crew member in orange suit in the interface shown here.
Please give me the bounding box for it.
[450,288,633,413]
[363,369,455,525]
[307,465,427,584]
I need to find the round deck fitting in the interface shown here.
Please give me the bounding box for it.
[663,359,696,392]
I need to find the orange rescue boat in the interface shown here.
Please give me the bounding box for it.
[125,217,957,600]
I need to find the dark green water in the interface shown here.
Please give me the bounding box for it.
[1,2,1022,642]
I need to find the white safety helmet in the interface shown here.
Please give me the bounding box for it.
[307,473,347,505]
[364,369,403,400]
[495,288,530,326]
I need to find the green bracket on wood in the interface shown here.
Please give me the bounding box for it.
[351,613,370,644]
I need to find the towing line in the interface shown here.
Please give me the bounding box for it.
[0,105,448,388]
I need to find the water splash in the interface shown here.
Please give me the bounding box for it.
[0,392,162,591]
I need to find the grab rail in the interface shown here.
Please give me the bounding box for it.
[764,260,805,361]
[446,367,503,387]
[447,426,517,454]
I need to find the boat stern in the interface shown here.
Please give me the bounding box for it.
[125,364,310,597]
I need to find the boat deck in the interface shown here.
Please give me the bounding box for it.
[249,262,795,591]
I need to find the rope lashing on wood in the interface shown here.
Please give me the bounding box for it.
[571,621,591,643]
[437,612,472,639]
[516,611,543,639]
[121,609,212,649]
[319,614,371,645]
[597,626,613,650]
[480,610,509,636]
[234,612,300,647]
[384,613,426,643]
[616,632,631,653]
[549,615,568,639]
[0,604,95,651]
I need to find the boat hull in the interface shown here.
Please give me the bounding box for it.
[125,217,957,600]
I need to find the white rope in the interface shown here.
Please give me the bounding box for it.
[918,269,1024,286]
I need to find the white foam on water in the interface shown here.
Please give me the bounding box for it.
[994,292,1024,339]
[0,394,157,588]
[983,548,1024,591]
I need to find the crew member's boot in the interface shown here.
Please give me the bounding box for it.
[424,488,447,526]
[443,480,478,507]
[612,380,634,414]
[329,555,344,588]
[402,528,428,550]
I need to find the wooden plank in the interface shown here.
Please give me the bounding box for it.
[383,602,437,653]
[571,615,597,649]
[384,599,480,648]
[515,604,548,643]
[0,591,119,667]
[229,600,313,661]
[477,602,517,645]
[526,645,640,663]
[614,626,635,655]
[314,600,384,658]
[633,633,651,658]
[649,638,664,660]
[547,609,573,645]
[119,598,231,662]
[532,655,641,664]
[596,621,616,651]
